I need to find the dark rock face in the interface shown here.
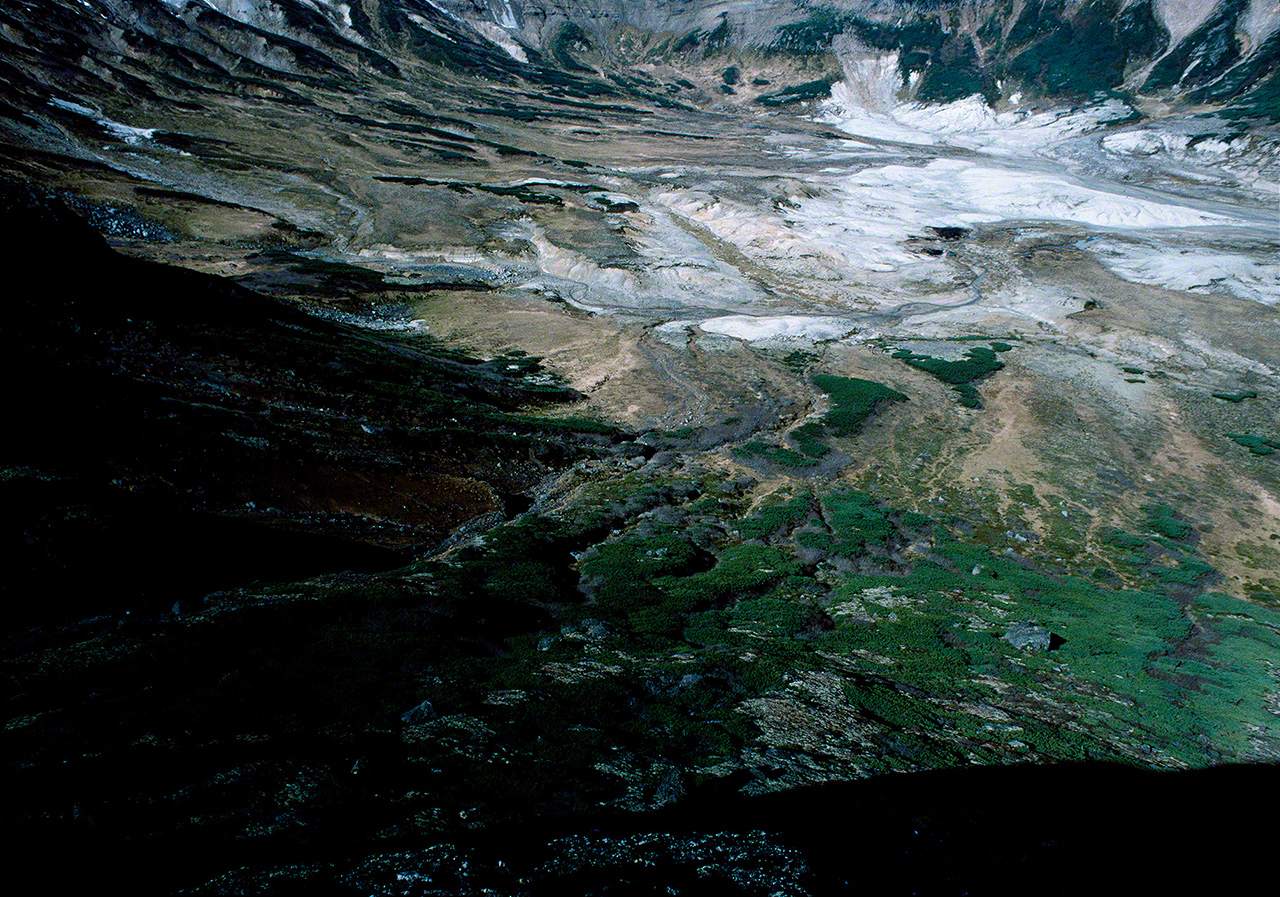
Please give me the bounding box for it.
[0,184,620,625]
[0,185,638,892]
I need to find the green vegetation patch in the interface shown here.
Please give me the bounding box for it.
[1212,391,1258,403]
[1143,504,1195,541]
[846,16,995,103]
[892,346,1003,408]
[664,544,803,612]
[771,11,855,55]
[783,349,820,374]
[951,383,983,408]
[828,535,1198,720]
[812,374,908,436]
[842,680,938,730]
[1196,591,1280,629]
[893,346,1004,385]
[1152,557,1217,587]
[1143,0,1243,93]
[1227,433,1280,455]
[1004,0,1166,98]
[737,491,815,541]
[756,76,840,107]
[1102,527,1147,552]
[551,23,596,73]
[732,441,818,468]
[815,489,898,554]
[789,421,830,458]
[578,528,709,632]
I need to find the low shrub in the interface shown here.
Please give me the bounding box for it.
[812,375,908,436]
[1143,505,1194,540]
[733,441,818,467]
[1227,433,1279,455]
[789,421,830,457]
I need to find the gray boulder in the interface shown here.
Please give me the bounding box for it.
[1004,622,1055,653]
[400,700,435,725]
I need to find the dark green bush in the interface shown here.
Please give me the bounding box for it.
[732,441,817,467]
[737,491,814,540]
[812,375,908,436]
[1143,505,1194,540]
[1227,433,1279,455]
[1212,391,1258,403]
[1102,528,1147,552]
[790,421,830,457]
[821,489,896,551]
[895,346,1004,386]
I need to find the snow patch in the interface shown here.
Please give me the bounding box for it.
[103,121,159,144]
[823,81,1131,154]
[195,0,361,40]
[471,20,528,62]
[822,43,1135,154]
[696,314,860,343]
[1154,0,1222,48]
[322,311,430,332]
[1242,0,1280,46]
[502,215,766,315]
[1103,130,1192,156]
[652,188,853,279]
[822,158,1239,231]
[50,98,158,145]
[421,0,526,61]
[1094,238,1280,305]
[407,14,450,38]
[49,98,97,117]
[494,0,520,30]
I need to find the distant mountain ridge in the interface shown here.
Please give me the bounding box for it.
[3,1,1275,125]
[433,0,1280,113]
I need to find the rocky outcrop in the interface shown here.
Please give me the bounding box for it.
[1004,621,1057,653]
